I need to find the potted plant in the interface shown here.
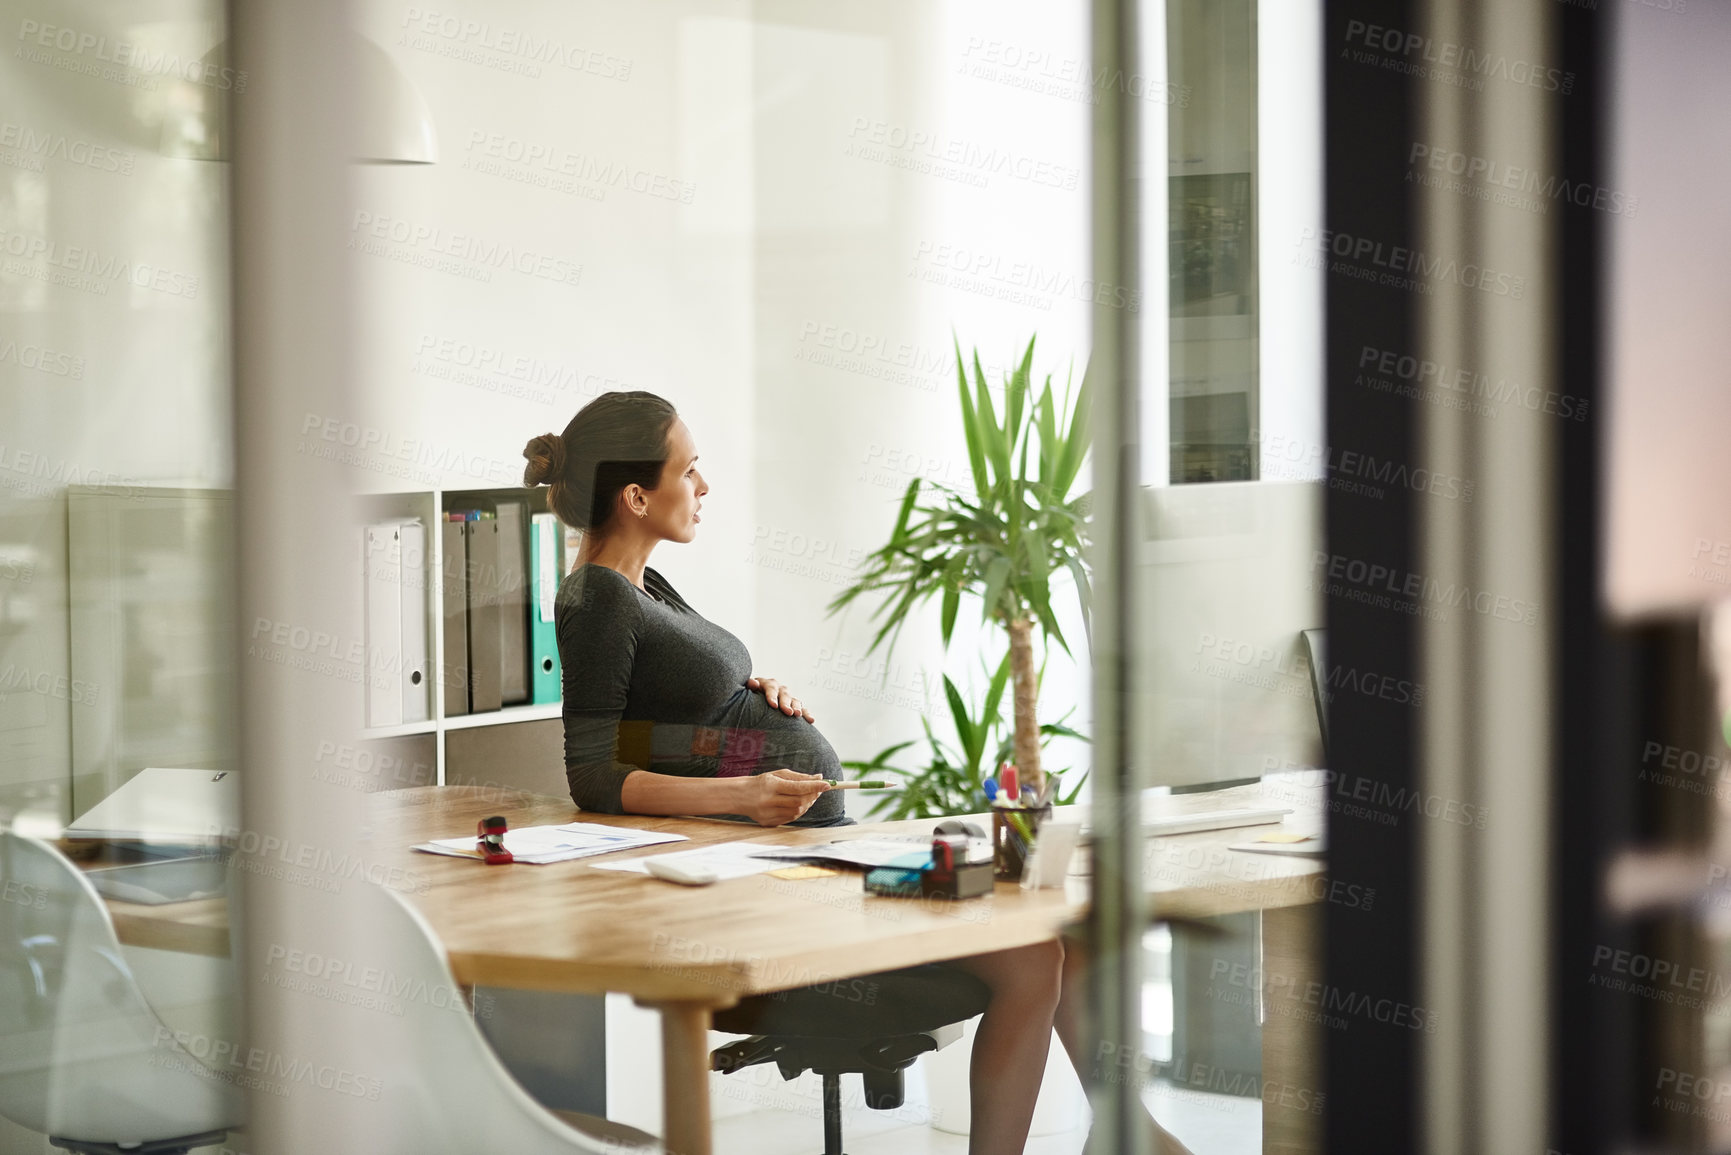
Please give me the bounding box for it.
[841,652,1088,821]
[830,335,1092,798]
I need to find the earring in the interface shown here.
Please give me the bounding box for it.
[637,507,647,518]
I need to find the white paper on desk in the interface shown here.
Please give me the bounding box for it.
[747,837,930,869]
[1227,837,1327,858]
[590,841,786,880]
[414,822,688,865]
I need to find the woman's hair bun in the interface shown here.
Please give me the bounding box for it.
[522,433,566,487]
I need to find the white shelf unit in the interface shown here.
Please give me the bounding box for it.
[358,486,569,784]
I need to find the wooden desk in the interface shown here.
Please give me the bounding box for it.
[109,781,1325,1155]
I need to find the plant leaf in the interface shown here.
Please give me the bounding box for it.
[974,350,1011,493]
[980,554,1012,623]
[953,335,990,500]
[1053,363,1092,498]
[943,675,978,767]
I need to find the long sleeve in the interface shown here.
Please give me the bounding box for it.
[556,568,647,814]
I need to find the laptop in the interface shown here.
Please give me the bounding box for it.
[68,768,240,905]
[66,767,239,844]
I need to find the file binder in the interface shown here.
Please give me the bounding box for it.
[398,520,429,724]
[440,515,470,717]
[464,512,503,713]
[530,512,563,703]
[497,500,529,705]
[364,523,403,729]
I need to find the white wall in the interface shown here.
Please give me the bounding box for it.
[350,0,1093,801]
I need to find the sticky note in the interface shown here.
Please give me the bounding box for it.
[768,865,840,880]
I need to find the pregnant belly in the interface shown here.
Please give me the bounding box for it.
[718,692,846,824]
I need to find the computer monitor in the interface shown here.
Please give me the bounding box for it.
[1133,480,1325,788]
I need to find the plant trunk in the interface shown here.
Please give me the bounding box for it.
[1007,617,1043,793]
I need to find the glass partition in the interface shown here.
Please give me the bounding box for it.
[0,1,239,1152]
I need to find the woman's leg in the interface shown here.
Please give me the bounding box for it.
[945,940,1065,1155]
[1053,937,1195,1155]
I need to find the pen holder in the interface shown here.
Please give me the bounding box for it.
[992,804,1053,882]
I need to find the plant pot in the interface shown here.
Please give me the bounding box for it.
[923,1014,1086,1137]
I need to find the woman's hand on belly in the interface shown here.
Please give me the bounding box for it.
[747,676,815,722]
[740,769,831,826]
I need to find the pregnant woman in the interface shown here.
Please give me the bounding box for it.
[524,391,1186,1155]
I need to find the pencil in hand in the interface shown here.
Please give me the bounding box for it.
[826,780,894,790]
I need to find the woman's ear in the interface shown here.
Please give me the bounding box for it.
[621,484,647,519]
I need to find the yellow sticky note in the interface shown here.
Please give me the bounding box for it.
[768,865,840,880]
[1254,832,1314,844]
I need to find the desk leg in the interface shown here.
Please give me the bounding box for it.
[656,1001,715,1155]
[1262,904,1322,1155]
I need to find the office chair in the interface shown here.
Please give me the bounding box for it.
[0,831,243,1155]
[351,880,661,1154]
[710,963,991,1155]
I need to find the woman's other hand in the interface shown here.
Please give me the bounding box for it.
[747,676,815,722]
[739,769,830,826]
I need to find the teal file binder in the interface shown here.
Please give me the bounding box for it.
[530,512,563,704]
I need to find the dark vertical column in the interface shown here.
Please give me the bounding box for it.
[1322,1,1420,1150]
[1549,3,1639,1152]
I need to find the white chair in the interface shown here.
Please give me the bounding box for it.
[0,831,243,1154]
[341,879,660,1154]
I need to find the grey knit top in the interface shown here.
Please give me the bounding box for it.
[556,563,850,827]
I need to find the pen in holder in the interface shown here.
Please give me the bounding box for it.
[992,803,1053,882]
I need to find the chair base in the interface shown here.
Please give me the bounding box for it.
[50,1131,229,1155]
[713,1028,961,1155]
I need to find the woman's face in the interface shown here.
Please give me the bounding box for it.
[643,417,707,544]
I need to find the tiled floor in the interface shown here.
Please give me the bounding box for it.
[711,1078,1260,1154]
